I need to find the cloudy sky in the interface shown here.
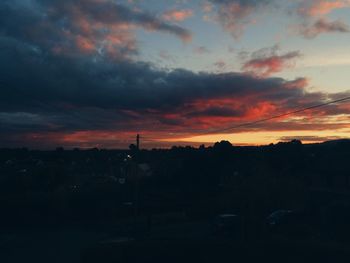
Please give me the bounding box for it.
[1,0,350,149]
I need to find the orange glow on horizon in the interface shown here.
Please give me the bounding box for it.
[164,129,350,146]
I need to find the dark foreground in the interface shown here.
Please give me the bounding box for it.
[80,218,350,263]
[2,219,350,263]
[1,140,350,262]
[83,238,350,263]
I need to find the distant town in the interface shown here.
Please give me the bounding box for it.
[2,139,350,262]
[1,139,350,224]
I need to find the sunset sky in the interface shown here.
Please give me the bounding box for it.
[1,0,350,149]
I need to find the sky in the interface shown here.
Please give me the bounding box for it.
[1,0,350,149]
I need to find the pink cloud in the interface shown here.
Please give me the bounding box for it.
[298,0,350,17]
[162,9,193,22]
[242,51,301,77]
[19,1,192,59]
[75,35,96,53]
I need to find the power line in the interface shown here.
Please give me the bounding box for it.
[199,95,350,135]
[126,95,350,140]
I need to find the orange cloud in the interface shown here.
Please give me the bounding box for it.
[242,51,301,77]
[298,0,350,17]
[162,9,193,22]
[75,35,96,53]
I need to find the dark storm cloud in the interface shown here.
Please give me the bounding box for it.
[0,33,309,114]
[0,0,192,60]
[1,31,349,137]
[187,107,245,117]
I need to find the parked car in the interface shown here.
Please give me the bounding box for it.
[266,209,318,238]
[266,210,292,226]
[212,214,241,238]
[323,203,350,241]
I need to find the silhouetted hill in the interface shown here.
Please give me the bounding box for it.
[321,139,350,146]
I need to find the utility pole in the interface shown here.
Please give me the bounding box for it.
[134,133,140,217]
[136,134,140,151]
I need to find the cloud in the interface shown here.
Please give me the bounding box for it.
[162,9,193,22]
[214,60,227,71]
[298,0,350,17]
[0,36,308,114]
[193,46,211,54]
[0,0,192,61]
[1,32,350,148]
[202,2,214,13]
[158,50,176,62]
[208,0,276,38]
[207,1,350,39]
[294,1,350,38]
[279,135,343,143]
[297,18,350,38]
[1,1,350,148]
[242,47,302,77]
